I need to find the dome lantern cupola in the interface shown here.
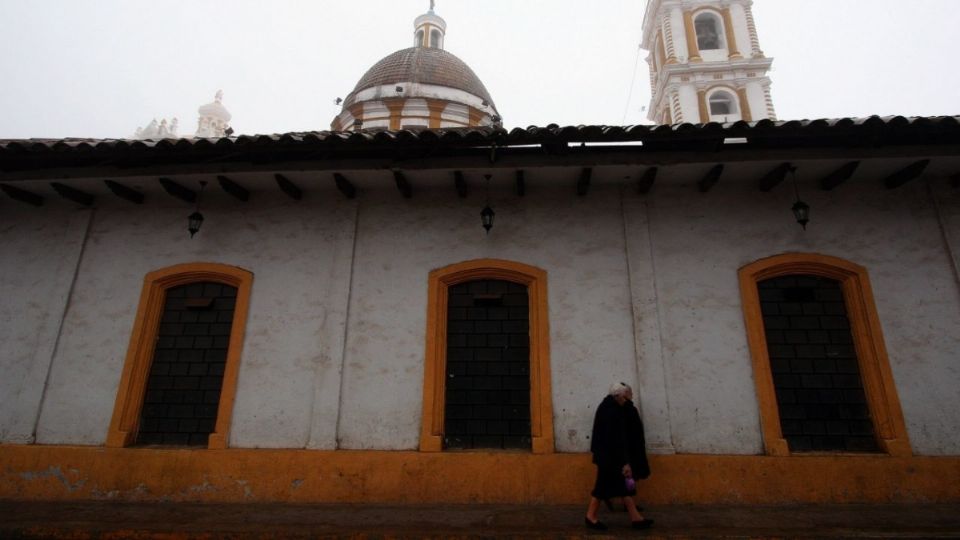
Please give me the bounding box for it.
[331,3,500,131]
[414,1,446,49]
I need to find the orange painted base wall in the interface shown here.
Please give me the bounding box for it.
[2,445,959,504]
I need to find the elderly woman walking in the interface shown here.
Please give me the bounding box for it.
[584,382,653,531]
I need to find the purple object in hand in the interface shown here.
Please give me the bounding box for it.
[625,477,636,491]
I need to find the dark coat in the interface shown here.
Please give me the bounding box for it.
[590,396,650,480]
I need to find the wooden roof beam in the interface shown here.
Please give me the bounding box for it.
[951,172,960,189]
[884,159,930,189]
[275,173,303,200]
[51,182,94,206]
[698,164,724,193]
[454,171,468,198]
[758,163,792,192]
[515,170,526,197]
[217,175,249,202]
[577,167,592,196]
[637,167,657,194]
[159,177,196,203]
[393,170,412,198]
[104,180,144,204]
[0,183,44,206]
[819,161,860,191]
[332,173,355,199]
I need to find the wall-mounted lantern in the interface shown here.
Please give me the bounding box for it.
[188,180,207,238]
[790,166,810,230]
[481,174,494,234]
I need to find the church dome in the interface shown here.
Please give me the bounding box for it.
[331,6,500,131]
[345,47,495,110]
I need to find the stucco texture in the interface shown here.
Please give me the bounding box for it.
[2,171,959,456]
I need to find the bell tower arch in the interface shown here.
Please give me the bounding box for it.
[642,0,776,125]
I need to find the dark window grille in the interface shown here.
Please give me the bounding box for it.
[759,275,880,453]
[135,282,237,446]
[444,279,531,450]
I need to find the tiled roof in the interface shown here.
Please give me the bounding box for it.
[345,47,495,108]
[1,116,958,174]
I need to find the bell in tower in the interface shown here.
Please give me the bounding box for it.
[642,0,776,125]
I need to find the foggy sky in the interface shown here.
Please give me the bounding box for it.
[0,0,957,139]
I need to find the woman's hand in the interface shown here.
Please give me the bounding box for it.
[622,464,633,478]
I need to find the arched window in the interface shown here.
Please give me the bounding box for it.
[709,91,737,117]
[739,253,911,457]
[694,12,724,50]
[107,263,253,449]
[421,259,554,454]
[415,29,424,47]
[430,29,443,49]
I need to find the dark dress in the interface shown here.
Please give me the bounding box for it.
[590,395,650,499]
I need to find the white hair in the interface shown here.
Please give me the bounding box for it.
[608,381,632,397]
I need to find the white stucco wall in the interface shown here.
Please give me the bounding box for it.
[633,171,960,455]
[0,206,91,443]
[27,189,357,448]
[3,169,960,455]
[335,186,638,452]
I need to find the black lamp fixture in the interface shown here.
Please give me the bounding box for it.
[188,181,207,238]
[481,174,495,234]
[789,166,810,230]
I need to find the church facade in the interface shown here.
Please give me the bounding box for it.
[1,1,960,504]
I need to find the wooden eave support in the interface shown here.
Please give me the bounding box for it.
[515,170,526,197]
[454,171,468,198]
[758,163,792,192]
[0,183,44,206]
[884,159,931,189]
[951,173,960,189]
[819,161,860,191]
[217,175,249,202]
[104,180,144,204]
[332,173,355,199]
[274,173,303,200]
[637,167,657,194]
[51,182,94,206]
[159,177,196,203]
[698,164,724,193]
[393,170,412,198]
[577,168,592,196]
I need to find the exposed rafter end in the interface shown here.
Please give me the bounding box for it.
[332,173,355,199]
[217,175,249,202]
[758,163,792,192]
[577,168,592,196]
[698,164,724,193]
[393,170,412,198]
[104,180,144,204]
[885,159,931,190]
[952,173,960,189]
[515,170,526,197]
[51,182,94,206]
[454,171,468,198]
[637,167,657,194]
[0,183,44,207]
[275,173,303,200]
[819,161,860,191]
[159,177,196,203]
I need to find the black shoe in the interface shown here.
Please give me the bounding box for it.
[632,518,655,529]
[584,517,608,530]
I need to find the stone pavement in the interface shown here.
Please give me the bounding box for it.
[2,501,960,539]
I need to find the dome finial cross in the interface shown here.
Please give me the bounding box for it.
[429,0,435,11]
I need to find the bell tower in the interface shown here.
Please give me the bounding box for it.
[642,0,776,125]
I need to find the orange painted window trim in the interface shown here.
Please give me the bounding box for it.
[739,253,911,457]
[420,259,555,454]
[106,262,254,449]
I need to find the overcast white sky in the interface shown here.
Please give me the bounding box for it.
[1,0,957,139]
